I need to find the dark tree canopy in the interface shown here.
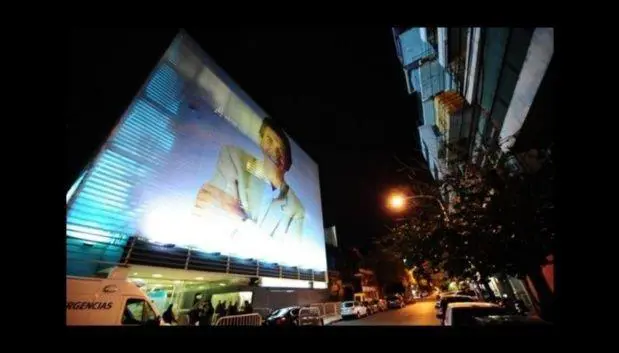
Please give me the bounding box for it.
[378,156,555,285]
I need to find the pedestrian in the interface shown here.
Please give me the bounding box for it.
[162,304,178,325]
[199,302,214,326]
[188,302,203,326]
[243,300,253,314]
[227,301,238,316]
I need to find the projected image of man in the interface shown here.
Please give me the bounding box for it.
[195,117,305,244]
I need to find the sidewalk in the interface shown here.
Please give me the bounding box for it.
[323,314,342,325]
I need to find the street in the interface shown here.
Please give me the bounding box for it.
[331,300,440,326]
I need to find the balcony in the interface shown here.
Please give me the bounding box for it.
[434,91,466,137]
[419,60,446,102]
[434,91,474,164]
[394,27,436,72]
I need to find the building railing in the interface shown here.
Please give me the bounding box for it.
[66,234,326,282]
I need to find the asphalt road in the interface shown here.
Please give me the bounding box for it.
[332,300,440,326]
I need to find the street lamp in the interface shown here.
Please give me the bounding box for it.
[386,192,450,223]
[389,194,406,210]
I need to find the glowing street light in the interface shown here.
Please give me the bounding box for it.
[388,193,407,210]
[386,191,450,222]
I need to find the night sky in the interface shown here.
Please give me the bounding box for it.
[68,27,433,253]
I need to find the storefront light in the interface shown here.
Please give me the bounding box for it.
[260,277,311,289]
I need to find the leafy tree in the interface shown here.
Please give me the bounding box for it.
[381,153,555,319]
[365,244,409,294]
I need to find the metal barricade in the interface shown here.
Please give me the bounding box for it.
[307,301,342,325]
[214,313,262,326]
[310,303,325,316]
[323,302,338,316]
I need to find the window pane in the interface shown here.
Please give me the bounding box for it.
[123,298,145,325]
[144,302,158,322]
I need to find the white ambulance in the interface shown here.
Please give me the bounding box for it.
[66,267,162,326]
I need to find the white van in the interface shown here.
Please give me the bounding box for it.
[67,268,162,326]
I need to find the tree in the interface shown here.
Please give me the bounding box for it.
[380,154,555,319]
[365,244,409,295]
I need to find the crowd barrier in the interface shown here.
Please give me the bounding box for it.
[306,302,342,325]
[214,302,342,326]
[214,313,262,326]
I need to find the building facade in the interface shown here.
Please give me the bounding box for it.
[393,27,554,183]
[393,27,555,317]
[66,30,330,316]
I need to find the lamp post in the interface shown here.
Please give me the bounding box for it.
[387,193,450,223]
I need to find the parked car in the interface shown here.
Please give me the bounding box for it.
[435,291,457,307]
[340,301,368,319]
[374,299,388,312]
[456,289,478,298]
[443,302,509,326]
[472,315,551,326]
[364,301,379,315]
[262,306,323,326]
[386,295,405,309]
[436,295,477,322]
[494,298,529,316]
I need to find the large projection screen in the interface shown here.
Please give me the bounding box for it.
[66,31,327,273]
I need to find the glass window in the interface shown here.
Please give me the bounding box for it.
[490,102,507,129]
[122,298,158,325]
[504,28,534,71]
[452,307,508,326]
[495,65,519,107]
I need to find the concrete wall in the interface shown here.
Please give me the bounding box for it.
[418,125,444,180]
[464,28,481,104]
[420,60,446,102]
[437,28,448,68]
[500,28,554,152]
[422,99,436,126]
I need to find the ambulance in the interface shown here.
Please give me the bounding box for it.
[66,267,162,326]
